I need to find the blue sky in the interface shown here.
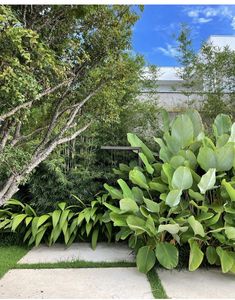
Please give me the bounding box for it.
[132,5,235,66]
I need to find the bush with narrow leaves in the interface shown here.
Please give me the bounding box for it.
[0,195,113,249]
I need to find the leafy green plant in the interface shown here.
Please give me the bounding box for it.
[103,109,235,274]
[0,195,113,249]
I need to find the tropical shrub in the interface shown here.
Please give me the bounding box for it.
[103,110,235,274]
[0,195,113,249]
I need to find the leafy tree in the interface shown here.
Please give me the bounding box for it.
[26,61,159,212]
[0,5,145,205]
[176,25,235,124]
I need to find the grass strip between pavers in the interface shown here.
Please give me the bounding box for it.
[15,260,136,269]
[147,269,168,299]
[0,245,29,279]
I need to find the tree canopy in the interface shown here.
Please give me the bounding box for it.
[0,5,145,204]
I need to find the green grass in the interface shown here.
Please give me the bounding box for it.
[0,245,29,279]
[147,269,168,299]
[15,260,136,269]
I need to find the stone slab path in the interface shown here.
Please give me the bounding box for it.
[158,268,235,298]
[0,268,153,299]
[2,243,235,298]
[19,242,135,264]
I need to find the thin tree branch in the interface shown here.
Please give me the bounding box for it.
[0,78,73,122]
[57,122,92,145]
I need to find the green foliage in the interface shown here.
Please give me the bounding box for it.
[0,194,114,249]
[103,110,235,274]
[1,5,159,205]
[176,24,235,123]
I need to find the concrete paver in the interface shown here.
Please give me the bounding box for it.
[0,268,153,299]
[19,242,135,264]
[158,268,235,298]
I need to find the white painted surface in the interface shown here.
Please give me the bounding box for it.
[207,35,235,50]
[0,268,153,299]
[158,268,235,298]
[19,243,135,264]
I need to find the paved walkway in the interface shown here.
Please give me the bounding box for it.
[0,268,153,299]
[19,242,135,264]
[158,268,235,299]
[1,243,235,298]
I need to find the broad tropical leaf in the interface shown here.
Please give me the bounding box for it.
[172,166,193,190]
[198,168,216,194]
[155,242,178,269]
[189,239,204,271]
[136,246,156,273]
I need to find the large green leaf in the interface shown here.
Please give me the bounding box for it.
[164,132,181,154]
[143,198,160,213]
[58,202,66,210]
[165,189,182,207]
[37,215,50,229]
[155,242,178,269]
[35,227,47,247]
[117,179,134,199]
[162,163,174,185]
[12,214,27,231]
[120,198,139,213]
[52,210,61,228]
[228,123,235,142]
[91,228,99,250]
[154,137,172,162]
[103,203,121,214]
[129,169,149,190]
[188,216,205,237]
[104,184,123,200]
[149,181,168,193]
[136,246,156,273]
[198,168,216,194]
[51,224,62,243]
[31,217,39,238]
[132,187,144,204]
[59,210,70,230]
[172,166,193,190]
[222,179,235,201]
[158,224,180,235]
[216,247,234,273]
[126,215,147,235]
[197,147,217,171]
[189,239,204,271]
[127,133,155,163]
[139,153,154,174]
[5,199,25,208]
[206,246,218,265]
[188,189,204,201]
[186,109,204,138]
[170,155,185,169]
[110,213,127,227]
[171,114,194,149]
[225,227,235,240]
[213,114,232,137]
[216,143,234,172]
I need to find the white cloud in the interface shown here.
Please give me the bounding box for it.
[185,6,235,29]
[231,17,235,30]
[187,10,199,18]
[197,17,212,24]
[154,44,179,58]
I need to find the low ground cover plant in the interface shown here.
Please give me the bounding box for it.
[0,110,235,275]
